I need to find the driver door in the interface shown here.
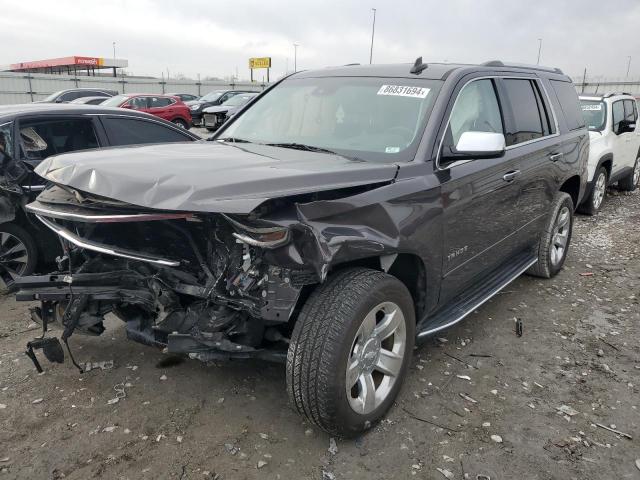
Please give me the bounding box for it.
[438,77,523,304]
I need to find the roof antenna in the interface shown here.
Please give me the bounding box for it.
[410,56,428,74]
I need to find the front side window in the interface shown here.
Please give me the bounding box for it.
[502,79,544,146]
[580,100,606,131]
[102,117,193,146]
[19,118,99,161]
[446,79,504,149]
[219,77,442,162]
[624,100,637,122]
[612,101,624,134]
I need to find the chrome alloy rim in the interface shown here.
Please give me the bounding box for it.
[550,206,570,266]
[634,160,640,186]
[0,232,29,287]
[593,172,606,209]
[346,301,407,415]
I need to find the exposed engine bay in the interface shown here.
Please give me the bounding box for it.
[18,184,327,364]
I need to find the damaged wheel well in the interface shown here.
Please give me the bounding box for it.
[316,253,427,319]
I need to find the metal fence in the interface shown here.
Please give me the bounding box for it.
[571,76,640,95]
[0,71,268,104]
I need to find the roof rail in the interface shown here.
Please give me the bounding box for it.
[603,92,635,98]
[343,63,360,66]
[481,60,564,75]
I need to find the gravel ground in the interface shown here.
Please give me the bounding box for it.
[0,187,638,480]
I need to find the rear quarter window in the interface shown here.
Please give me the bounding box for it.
[550,80,585,131]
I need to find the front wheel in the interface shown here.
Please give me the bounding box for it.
[618,156,640,191]
[527,192,574,279]
[0,223,38,290]
[287,268,415,437]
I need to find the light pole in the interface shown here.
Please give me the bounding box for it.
[293,43,299,72]
[112,41,116,61]
[626,56,632,80]
[369,8,377,64]
[536,38,542,65]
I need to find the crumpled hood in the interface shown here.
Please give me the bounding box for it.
[34,142,398,213]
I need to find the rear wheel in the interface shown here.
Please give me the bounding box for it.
[287,268,415,437]
[579,166,607,215]
[618,156,640,191]
[172,118,188,129]
[527,192,574,279]
[0,223,37,290]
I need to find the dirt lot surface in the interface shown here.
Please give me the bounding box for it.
[1,188,639,480]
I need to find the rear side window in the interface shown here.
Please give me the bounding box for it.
[150,97,173,108]
[502,79,544,146]
[102,117,193,146]
[19,118,99,161]
[550,80,585,131]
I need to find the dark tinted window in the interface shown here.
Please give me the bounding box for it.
[612,101,624,133]
[550,80,585,131]
[149,97,173,108]
[624,100,637,122]
[502,79,543,146]
[59,91,82,102]
[19,118,99,160]
[102,117,193,146]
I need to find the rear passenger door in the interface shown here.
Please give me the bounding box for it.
[496,77,563,242]
[147,97,174,121]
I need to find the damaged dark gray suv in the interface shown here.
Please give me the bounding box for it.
[16,59,588,437]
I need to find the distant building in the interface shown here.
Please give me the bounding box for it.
[0,56,128,77]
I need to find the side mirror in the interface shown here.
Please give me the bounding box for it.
[617,120,636,134]
[451,131,506,159]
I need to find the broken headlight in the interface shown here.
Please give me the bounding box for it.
[223,215,290,249]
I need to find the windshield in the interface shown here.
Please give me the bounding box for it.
[218,77,442,162]
[200,91,225,102]
[580,99,606,131]
[0,122,13,160]
[41,90,64,102]
[101,95,130,107]
[223,94,256,107]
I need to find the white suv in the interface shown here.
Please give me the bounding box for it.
[579,93,640,214]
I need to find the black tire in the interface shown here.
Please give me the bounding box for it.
[287,267,415,437]
[0,223,38,290]
[618,156,640,192]
[527,192,574,279]
[172,118,189,129]
[578,166,607,215]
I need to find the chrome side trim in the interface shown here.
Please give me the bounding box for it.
[27,203,192,223]
[21,185,46,191]
[417,257,537,337]
[35,214,180,267]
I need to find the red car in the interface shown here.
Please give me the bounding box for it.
[101,94,192,129]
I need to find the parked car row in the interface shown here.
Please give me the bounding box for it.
[5,60,639,439]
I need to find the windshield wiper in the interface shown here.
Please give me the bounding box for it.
[265,142,339,154]
[216,137,252,144]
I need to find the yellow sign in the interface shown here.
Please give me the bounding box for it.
[249,57,271,69]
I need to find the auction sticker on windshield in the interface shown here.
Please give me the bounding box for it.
[377,85,430,98]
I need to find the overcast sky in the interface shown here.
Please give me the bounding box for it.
[1,0,639,81]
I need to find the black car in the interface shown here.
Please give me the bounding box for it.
[186,89,256,126]
[202,92,258,131]
[0,104,199,288]
[15,60,588,437]
[39,88,118,103]
[167,93,200,102]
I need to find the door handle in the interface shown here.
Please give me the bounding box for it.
[549,152,564,162]
[502,170,521,182]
